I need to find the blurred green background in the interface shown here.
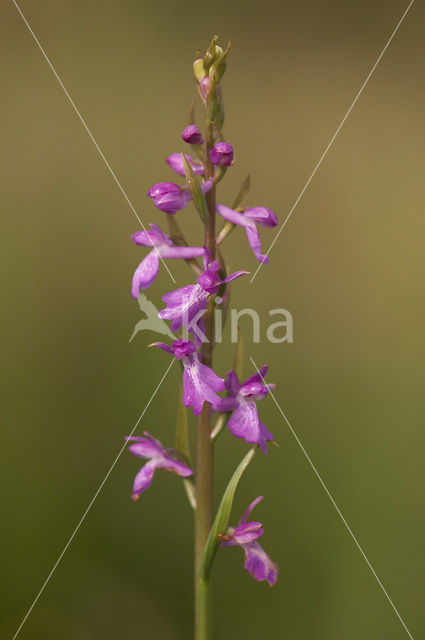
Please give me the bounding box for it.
[1,0,424,638]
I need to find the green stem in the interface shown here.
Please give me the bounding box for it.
[194,118,216,640]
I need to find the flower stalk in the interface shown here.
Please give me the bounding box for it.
[194,114,216,640]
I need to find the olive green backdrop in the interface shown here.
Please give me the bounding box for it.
[1,0,424,638]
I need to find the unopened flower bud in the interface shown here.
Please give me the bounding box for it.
[213,45,224,62]
[210,41,230,85]
[199,76,213,103]
[210,142,234,167]
[182,125,205,145]
[203,35,221,71]
[193,59,205,83]
[147,182,189,215]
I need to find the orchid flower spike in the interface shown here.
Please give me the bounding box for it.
[213,366,275,453]
[158,248,248,331]
[151,339,225,415]
[219,496,279,586]
[126,431,193,500]
[131,224,204,297]
[216,204,278,263]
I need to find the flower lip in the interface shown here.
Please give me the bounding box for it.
[210,142,234,167]
[182,125,205,145]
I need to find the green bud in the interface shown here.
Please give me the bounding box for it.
[193,58,205,83]
[212,45,224,64]
[210,41,230,83]
[203,35,219,71]
[232,174,251,209]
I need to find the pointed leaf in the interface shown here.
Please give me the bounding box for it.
[232,174,251,209]
[182,153,209,225]
[167,214,202,276]
[188,100,196,125]
[199,445,257,579]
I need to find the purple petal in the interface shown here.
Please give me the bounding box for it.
[147,182,189,214]
[155,453,193,478]
[202,246,211,270]
[222,269,250,284]
[150,342,174,355]
[227,403,274,453]
[160,245,204,259]
[239,496,264,524]
[162,284,196,305]
[242,365,269,387]
[147,182,180,198]
[126,432,164,458]
[156,192,189,215]
[258,419,274,454]
[244,207,278,228]
[130,230,160,247]
[232,521,264,544]
[243,541,279,586]
[182,125,205,145]
[131,251,159,297]
[245,225,269,263]
[199,76,212,102]
[216,203,249,228]
[239,382,267,398]
[171,338,198,359]
[182,356,225,415]
[132,459,158,497]
[200,179,213,195]
[159,284,208,331]
[225,369,241,396]
[131,224,171,247]
[166,153,205,177]
[212,396,239,413]
[210,142,234,167]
